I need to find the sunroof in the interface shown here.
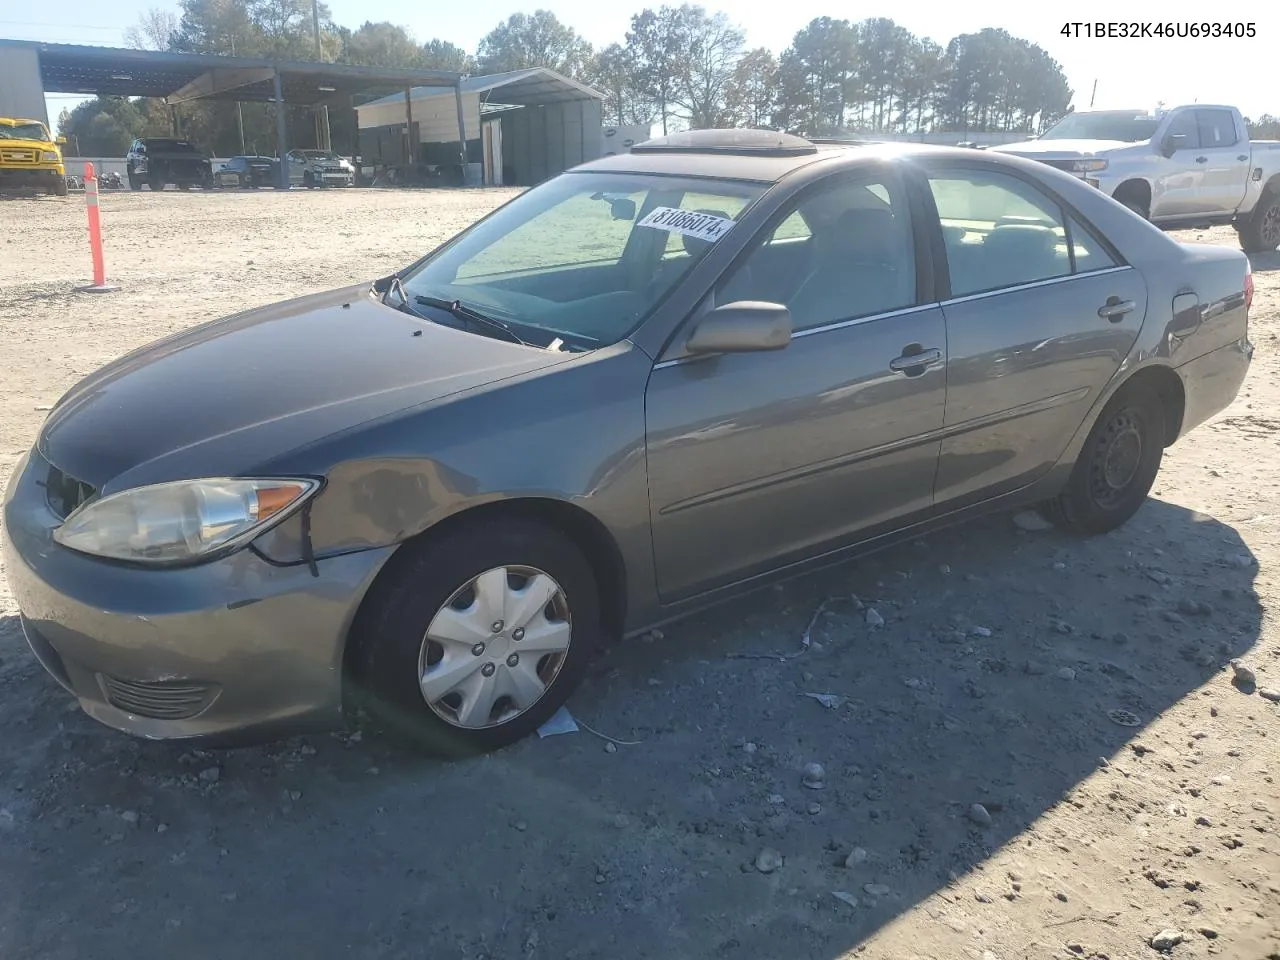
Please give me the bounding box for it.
[629,128,819,157]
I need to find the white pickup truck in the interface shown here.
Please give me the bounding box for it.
[992,104,1280,252]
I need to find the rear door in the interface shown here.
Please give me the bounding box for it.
[1190,108,1251,215]
[645,169,947,602]
[920,162,1147,509]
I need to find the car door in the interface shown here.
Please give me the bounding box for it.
[1149,109,1204,218]
[922,162,1147,509]
[1190,108,1251,215]
[645,170,947,603]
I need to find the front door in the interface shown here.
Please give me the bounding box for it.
[1150,109,1206,219]
[645,171,947,603]
[923,163,1147,508]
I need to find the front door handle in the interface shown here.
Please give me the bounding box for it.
[1098,296,1136,321]
[1238,154,1249,162]
[1195,156,1208,164]
[889,345,943,375]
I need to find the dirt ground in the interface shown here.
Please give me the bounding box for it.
[1,188,1278,960]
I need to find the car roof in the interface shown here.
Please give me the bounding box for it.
[577,129,1011,183]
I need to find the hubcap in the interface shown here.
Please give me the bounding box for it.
[418,565,572,729]
[1089,410,1143,509]
[1262,203,1280,247]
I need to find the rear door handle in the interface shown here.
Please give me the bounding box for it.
[1195,156,1208,164]
[889,346,943,375]
[1098,296,1136,321]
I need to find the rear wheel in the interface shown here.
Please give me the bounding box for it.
[1048,384,1166,535]
[349,519,601,756]
[1239,190,1280,253]
[148,169,165,192]
[127,170,141,190]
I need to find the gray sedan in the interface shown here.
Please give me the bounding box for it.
[3,130,1254,754]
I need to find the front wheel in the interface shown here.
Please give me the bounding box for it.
[349,519,602,756]
[1048,384,1166,535]
[128,171,141,190]
[1239,190,1280,253]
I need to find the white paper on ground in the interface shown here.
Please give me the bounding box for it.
[636,206,736,243]
[536,705,579,738]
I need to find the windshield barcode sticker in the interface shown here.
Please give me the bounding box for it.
[637,207,736,243]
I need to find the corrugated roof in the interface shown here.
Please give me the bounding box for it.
[359,67,603,111]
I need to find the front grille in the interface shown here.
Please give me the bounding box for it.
[0,147,39,164]
[98,676,218,720]
[44,463,96,519]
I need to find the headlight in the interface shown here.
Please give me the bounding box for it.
[54,477,320,564]
[42,151,59,162]
[1072,158,1108,173]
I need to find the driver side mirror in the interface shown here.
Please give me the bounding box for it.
[1160,133,1188,158]
[686,301,792,355]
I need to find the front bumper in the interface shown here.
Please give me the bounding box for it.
[2,448,394,744]
[0,167,64,191]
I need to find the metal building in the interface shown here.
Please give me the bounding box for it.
[355,68,606,187]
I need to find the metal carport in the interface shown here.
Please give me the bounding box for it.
[0,39,464,189]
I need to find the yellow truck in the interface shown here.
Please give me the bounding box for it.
[0,117,68,197]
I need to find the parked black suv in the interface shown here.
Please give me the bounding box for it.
[126,138,213,191]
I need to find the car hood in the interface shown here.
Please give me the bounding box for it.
[39,284,572,493]
[993,138,1134,156]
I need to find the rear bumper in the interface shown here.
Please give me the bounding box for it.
[1175,336,1253,438]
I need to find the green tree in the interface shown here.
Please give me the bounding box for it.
[475,10,593,76]
[670,6,744,129]
[774,18,857,135]
[723,48,778,129]
[587,44,653,127]
[422,39,473,72]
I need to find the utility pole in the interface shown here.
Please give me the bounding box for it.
[1090,79,1097,109]
[231,36,245,155]
[312,0,331,151]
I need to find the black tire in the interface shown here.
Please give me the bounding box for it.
[1048,384,1166,535]
[349,518,602,756]
[177,181,191,191]
[53,178,68,198]
[148,171,165,192]
[1239,190,1280,253]
[1118,195,1149,220]
[128,172,141,191]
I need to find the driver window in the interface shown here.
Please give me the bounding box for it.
[1164,111,1200,150]
[716,175,918,332]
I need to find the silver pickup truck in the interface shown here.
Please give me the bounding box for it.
[992,104,1280,252]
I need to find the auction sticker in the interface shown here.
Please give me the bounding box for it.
[637,207,736,243]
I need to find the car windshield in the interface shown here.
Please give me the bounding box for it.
[0,122,51,141]
[149,139,196,152]
[400,172,765,349]
[303,150,339,160]
[1038,112,1161,142]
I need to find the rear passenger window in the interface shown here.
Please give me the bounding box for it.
[929,171,1073,297]
[1066,215,1118,273]
[1195,109,1238,148]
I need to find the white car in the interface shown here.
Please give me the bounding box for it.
[992,104,1280,252]
[286,149,354,188]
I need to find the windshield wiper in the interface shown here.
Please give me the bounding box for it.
[413,294,535,347]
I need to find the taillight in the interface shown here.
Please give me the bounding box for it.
[1245,269,1254,310]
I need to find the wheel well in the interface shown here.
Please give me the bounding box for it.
[1113,179,1151,209]
[1117,365,1185,446]
[346,497,629,670]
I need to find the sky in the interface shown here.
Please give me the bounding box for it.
[6,0,1276,129]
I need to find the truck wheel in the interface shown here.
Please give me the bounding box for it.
[148,171,165,192]
[53,178,68,198]
[128,172,141,190]
[1239,190,1280,253]
[177,181,191,191]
